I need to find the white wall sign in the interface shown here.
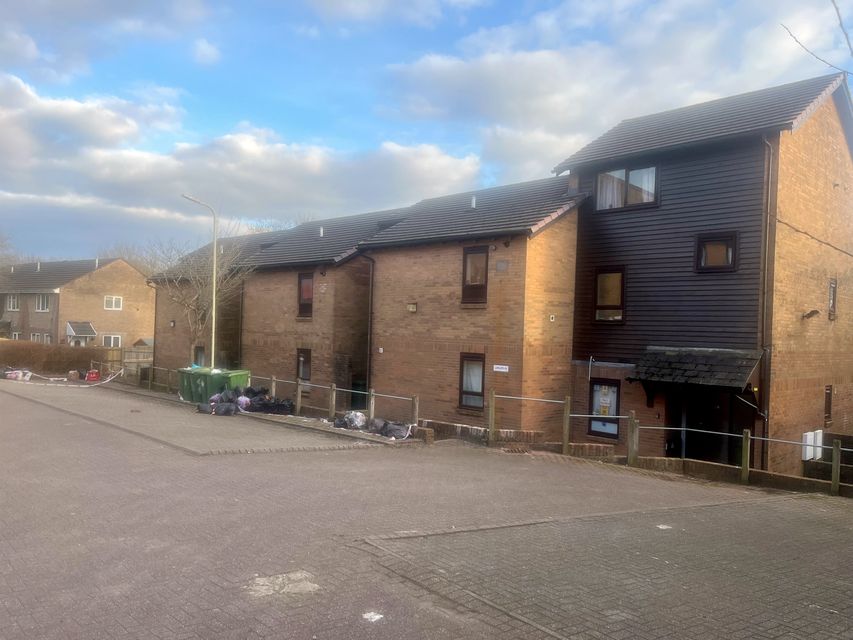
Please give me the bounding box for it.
[493,364,509,373]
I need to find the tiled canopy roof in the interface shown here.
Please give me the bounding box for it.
[630,346,762,390]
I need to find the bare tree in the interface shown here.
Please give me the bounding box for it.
[148,235,257,364]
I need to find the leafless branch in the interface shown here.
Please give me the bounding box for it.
[781,23,851,74]
[831,0,853,58]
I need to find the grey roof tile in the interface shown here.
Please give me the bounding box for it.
[0,259,117,292]
[555,73,847,172]
[360,176,586,249]
[631,346,762,389]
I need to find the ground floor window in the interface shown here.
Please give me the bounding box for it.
[589,379,620,438]
[30,333,41,342]
[297,348,311,381]
[11,332,20,340]
[459,353,485,409]
[43,334,51,344]
[103,335,121,348]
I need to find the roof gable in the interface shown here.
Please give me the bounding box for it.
[555,73,847,172]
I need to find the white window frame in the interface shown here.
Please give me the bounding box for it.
[43,334,52,345]
[30,333,41,343]
[7,294,19,311]
[104,295,123,310]
[35,294,50,312]
[103,335,121,348]
[11,332,20,340]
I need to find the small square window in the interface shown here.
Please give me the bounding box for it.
[462,246,489,303]
[103,335,121,348]
[298,273,314,318]
[589,379,620,438]
[595,269,624,322]
[696,233,737,271]
[459,353,485,409]
[104,295,123,310]
[11,332,20,340]
[297,348,311,381]
[30,333,41,343]
[829,278,837,321]
[44,334,51,344]
[7,294,19,311]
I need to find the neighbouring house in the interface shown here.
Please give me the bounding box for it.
[552,72,853,475]
[359,177,585,432]
[0,258,155,349]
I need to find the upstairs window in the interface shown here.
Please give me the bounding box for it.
[596,166,657,210]
[829,278,837,321]
[696,233,737,271]
[462,246,488,303]
[104,295,123,310]
[7,294,19,311]
[297,348,311,381]
[459,353,485,409]
[298,273,314,317]
[595,269,624,322]
[35,294,50,312]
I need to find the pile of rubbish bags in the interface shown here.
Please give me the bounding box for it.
[333,411,412,440]
[197,386,295,417]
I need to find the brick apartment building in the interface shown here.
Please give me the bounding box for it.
[153,73,851,476]
[0,258,154,349]
[553,72,853,474]
[153,209,407,403]
[359,177,584,430]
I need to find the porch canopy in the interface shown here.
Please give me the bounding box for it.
[67,321,97,338]
[629,346,762,390]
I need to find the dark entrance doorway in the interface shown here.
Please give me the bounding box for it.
[665,386,756,465]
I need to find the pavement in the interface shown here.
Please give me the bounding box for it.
[1,379,851,639]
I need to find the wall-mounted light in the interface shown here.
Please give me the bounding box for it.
[169,320,176,328]
[802,309,820,320]
[406,302,417,313]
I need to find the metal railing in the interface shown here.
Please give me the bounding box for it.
[630,422,853,496]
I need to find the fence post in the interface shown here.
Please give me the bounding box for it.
[488,388,496,445]
[147,366,153,391]
[627,410,639,467]
[740,429,751,484]
[562,395,572,456]
[328,383,337,420]
[271,376,277,399]
[166,369,171,394]
[831,439,841,496]
[411,395,419,426]
[295,379,303,415]
[367,388,376,422]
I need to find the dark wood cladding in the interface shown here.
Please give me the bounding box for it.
[573,138,766,362]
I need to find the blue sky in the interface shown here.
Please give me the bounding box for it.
[1,0,851,258]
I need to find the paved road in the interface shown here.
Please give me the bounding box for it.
[1,381,851,639]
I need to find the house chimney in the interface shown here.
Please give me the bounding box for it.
[36,261,40,272]
[95,257,99,268]
[10,266,13,273]
[320,226,324,238]
[471,196,476,209]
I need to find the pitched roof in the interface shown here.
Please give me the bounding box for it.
[360,176,586,249]
[555,73,849,173]
[629,346,762,390]
[66,321,97,337]
[0,259,118,292]
[249,208,410,268]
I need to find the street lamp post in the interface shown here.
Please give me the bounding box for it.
[182,194,219,370]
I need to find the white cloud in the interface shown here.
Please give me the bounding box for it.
[306,0,488,26]
[192,38,221,65]
[0,74,479,256]
[390,0,852,181]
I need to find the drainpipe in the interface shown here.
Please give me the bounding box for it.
[759,135,776,470]
[363,254,376,389]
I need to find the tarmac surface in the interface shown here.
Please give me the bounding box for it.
[1,380,851,639]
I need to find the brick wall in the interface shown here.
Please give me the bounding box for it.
[58,260,154,348]
[769,92,853,474]
[152,288,195,372]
